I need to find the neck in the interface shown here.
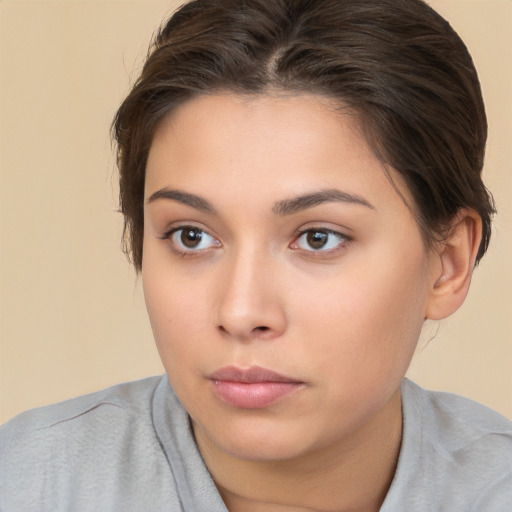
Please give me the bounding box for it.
[195,389,403,512]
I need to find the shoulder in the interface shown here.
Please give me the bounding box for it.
[387,379,512,510]
[402,378,512,452]
[1,375,164,439]
[0,375,167,465]
[0,375,182,511]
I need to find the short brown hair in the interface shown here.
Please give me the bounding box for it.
[113,0,495,270]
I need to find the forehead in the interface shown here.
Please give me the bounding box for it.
[145,93,412,214]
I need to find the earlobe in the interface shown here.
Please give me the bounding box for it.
[425,210,482,320]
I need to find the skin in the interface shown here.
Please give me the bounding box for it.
[142,94,481,512]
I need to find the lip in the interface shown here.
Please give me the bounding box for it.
[209,366,303,409]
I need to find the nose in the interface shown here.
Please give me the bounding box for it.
[213,248,287,342]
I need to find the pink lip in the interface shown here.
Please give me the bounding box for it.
[209,366,303,409]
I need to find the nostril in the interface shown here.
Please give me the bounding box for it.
[254,326,270,332]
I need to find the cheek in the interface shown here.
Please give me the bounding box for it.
[142,256,210,373]
[292,248,430,381]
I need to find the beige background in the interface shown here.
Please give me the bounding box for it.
[0,0,511,424]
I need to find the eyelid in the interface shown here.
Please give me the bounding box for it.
[160,224,221,255]
[290,226,352,254]
[160,221,215,239]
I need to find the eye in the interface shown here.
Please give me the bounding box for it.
[165,226,220,253]
[291,229,348,252]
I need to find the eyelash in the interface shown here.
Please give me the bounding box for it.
[160,225,221,256]
[290,228,351,255]
[160,225,351,257]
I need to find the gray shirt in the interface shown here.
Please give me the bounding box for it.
[1,376,511,511]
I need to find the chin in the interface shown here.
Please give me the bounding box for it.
[196,414,324,462]
[221,435,307,462]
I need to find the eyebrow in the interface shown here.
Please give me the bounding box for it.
[272,189,375,216]
[146,187,374,216]
[147,188,216,213]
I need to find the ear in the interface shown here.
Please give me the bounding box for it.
[425,210,483,321]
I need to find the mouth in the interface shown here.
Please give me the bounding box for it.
[209,365,304,409]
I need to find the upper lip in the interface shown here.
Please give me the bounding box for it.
[209,365,301,383]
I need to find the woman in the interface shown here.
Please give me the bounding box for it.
[1,0,511,510]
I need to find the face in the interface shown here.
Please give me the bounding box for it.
[143,94,437,462]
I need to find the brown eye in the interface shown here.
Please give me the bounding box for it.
[168,226,220,253]
[292,229,347,253]
[306,230,329,249]
[181,228,203,248]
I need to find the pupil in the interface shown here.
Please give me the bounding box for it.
[307,231,328,249]
[181,229,202,248]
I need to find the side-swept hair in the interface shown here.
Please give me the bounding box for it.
[113,0,495,270]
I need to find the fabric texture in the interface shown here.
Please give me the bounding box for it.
[1,376,511,511]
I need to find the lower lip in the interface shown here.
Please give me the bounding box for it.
[211,380,302,409]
